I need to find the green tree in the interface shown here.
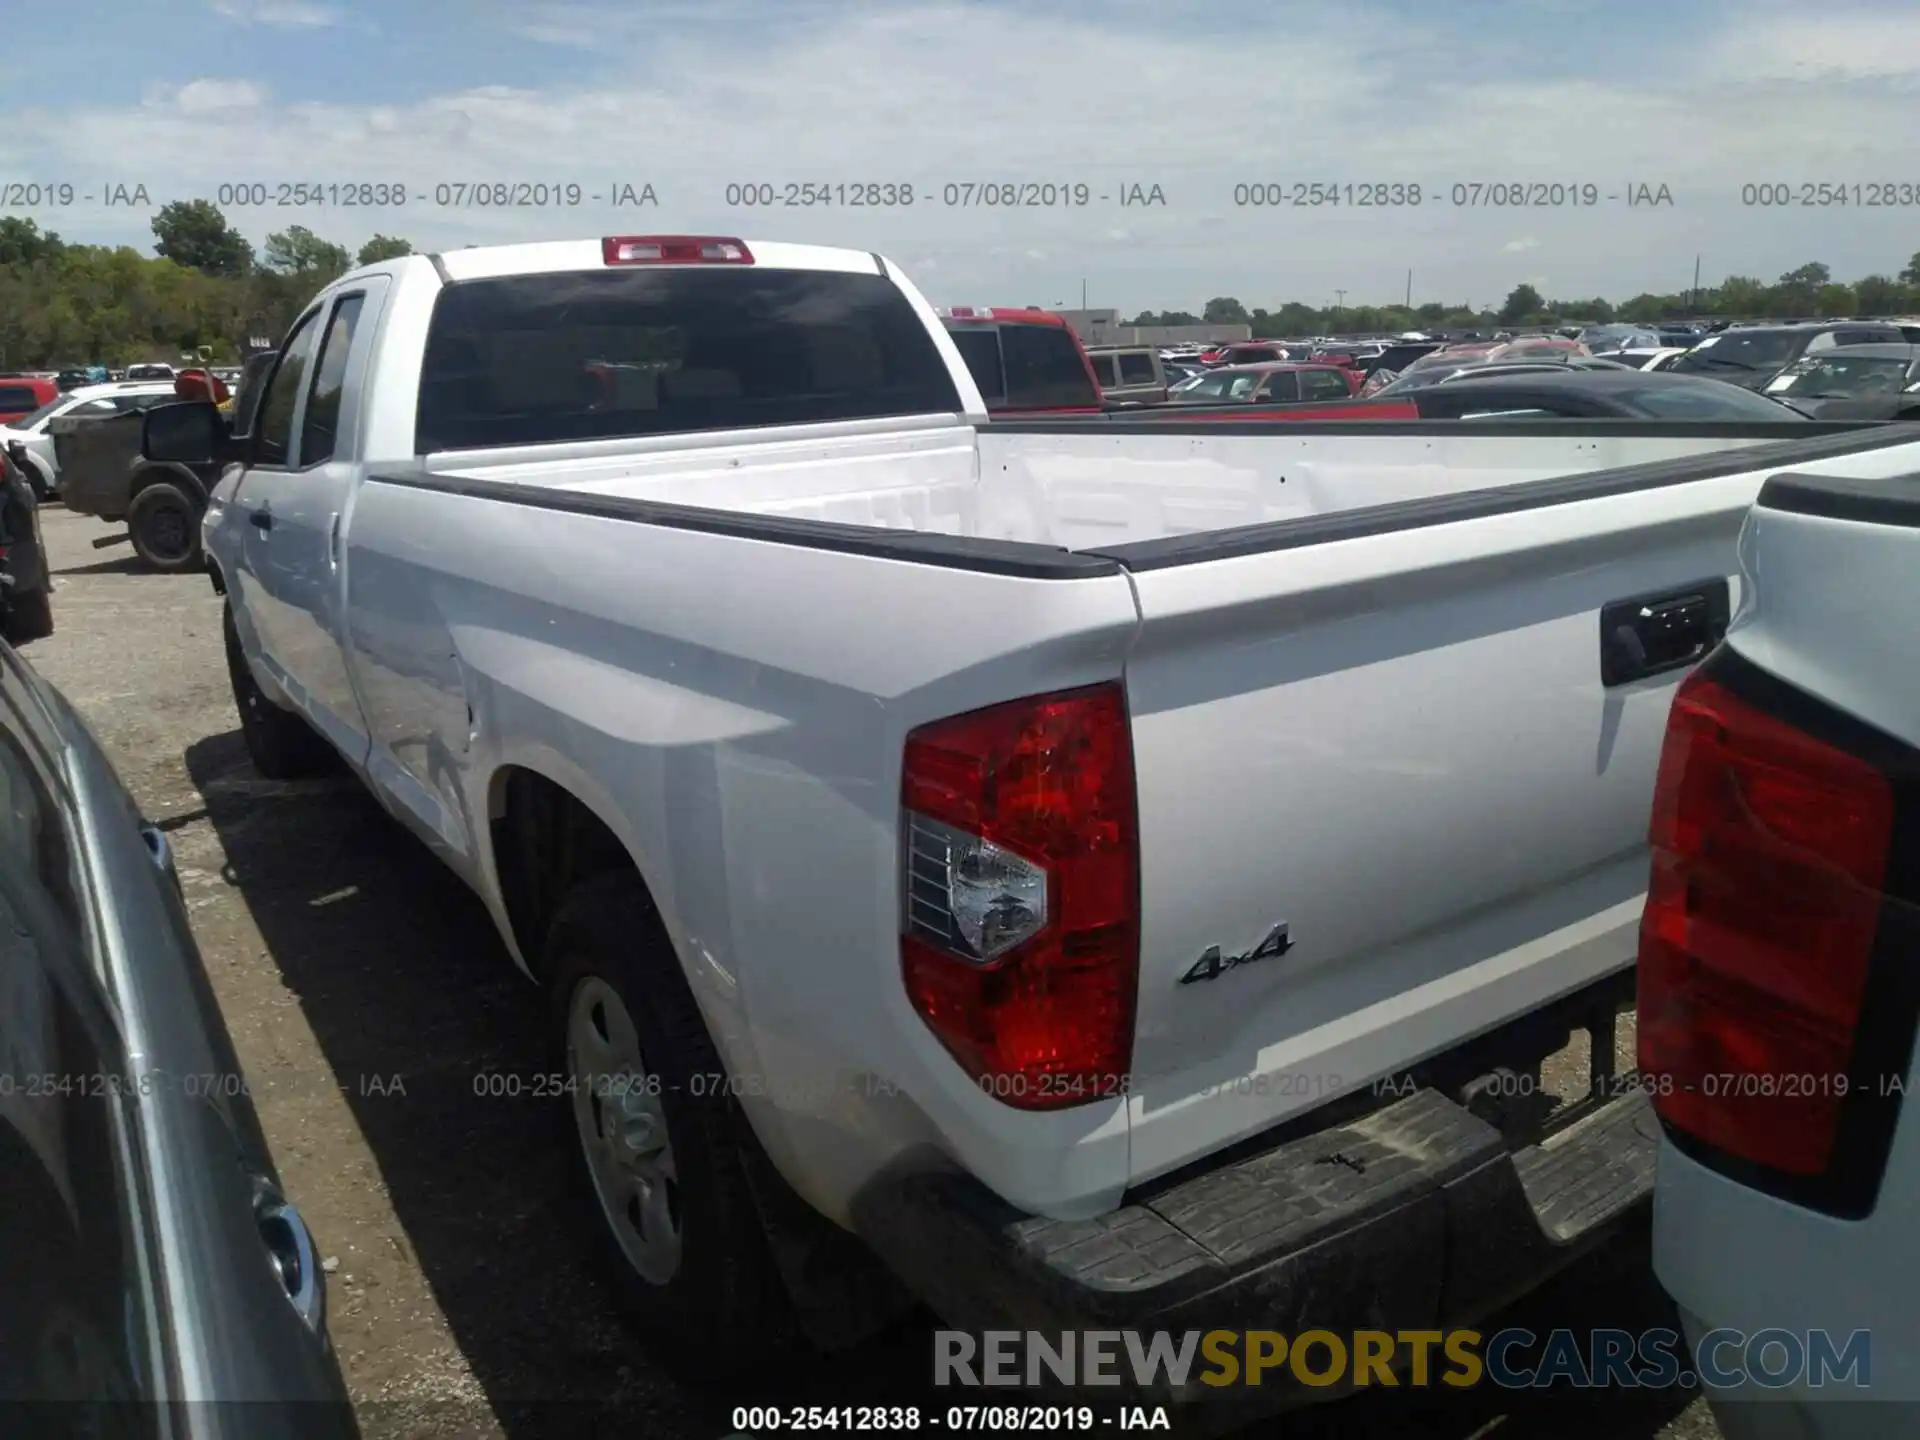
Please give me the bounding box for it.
[356,234,414,265]
[151,200,253,277]
[1711,275,1769,317]
[1771,261,1830,316]
[263,225,352,276]
[1897,251,1920,286]
[1813,282,1858,316]
[1855,275,1908,313]
[0,217,64,268]
[1202,296,1249,324]
[1497,283,1543,324]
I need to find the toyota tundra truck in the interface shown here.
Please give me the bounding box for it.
[1642,467,1920,1437]
[138,232,1920,1414]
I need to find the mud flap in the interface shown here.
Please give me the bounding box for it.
[734,1121,915,1352]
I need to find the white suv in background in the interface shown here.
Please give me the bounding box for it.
[1641,467,1920,1438]
[0,382,179,499]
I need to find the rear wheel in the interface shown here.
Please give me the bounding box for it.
[545,872,791,1372]
[128,481,202,571]
[223,603,333,778]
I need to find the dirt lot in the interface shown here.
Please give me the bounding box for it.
[24,504,1722,1439]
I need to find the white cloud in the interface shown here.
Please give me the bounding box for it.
[206,0,342,26]
[146,79,270,113]
[23,3,1920,309]
[1698,9,1920,82]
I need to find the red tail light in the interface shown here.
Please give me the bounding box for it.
[602,235,752,265]
[1638,671,1894,1175]
[900,683,1138,1109]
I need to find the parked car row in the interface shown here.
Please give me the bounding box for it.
[924,304,1920,426]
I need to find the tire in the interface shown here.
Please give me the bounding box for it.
[127,481,203,572]
[1,585,53,645]
[545,872,791,1373]
[223,603,334,778]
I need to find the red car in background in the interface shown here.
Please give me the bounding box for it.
[937,307,1104,415]
[0,375,59,425]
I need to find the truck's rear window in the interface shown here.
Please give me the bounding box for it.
[947,327,1006,401]
[415,268,964,452]
[945,322,1099,410]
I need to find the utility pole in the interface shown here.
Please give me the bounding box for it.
[1081,278,1088,311]
[1334,289,1347,325]
[1691,255,1701,315]
[1405,270,1413,308]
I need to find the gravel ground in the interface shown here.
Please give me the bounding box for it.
[23,504,1722,1439]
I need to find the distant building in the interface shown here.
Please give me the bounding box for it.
[1051,308,1252,347]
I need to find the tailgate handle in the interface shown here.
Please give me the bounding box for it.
[1600,578,1730,687]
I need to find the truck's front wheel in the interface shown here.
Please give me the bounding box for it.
[545,873,790,1374]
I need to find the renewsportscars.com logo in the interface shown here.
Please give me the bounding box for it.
[935,1326,1872,1392]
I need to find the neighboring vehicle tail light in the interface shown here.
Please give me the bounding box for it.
[602,235,752,265]
[900,683,1138,1109]
[1638,671,1894,1175]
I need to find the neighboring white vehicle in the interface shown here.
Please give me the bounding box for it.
[1614,347,1692,372]
[0,382,179,499]
[123,362,177,381]
[145,232,1920,1412]
[1643,468,1920,1438]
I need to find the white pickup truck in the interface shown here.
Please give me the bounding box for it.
[141,233,1920,1406]
[1642,468,1920,1436]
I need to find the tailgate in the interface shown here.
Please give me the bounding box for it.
[1111,433,1920,1186]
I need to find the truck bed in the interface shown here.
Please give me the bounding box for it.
[417,415,1872,552]
[337,419,1920,1217]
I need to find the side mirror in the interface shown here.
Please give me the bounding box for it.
[142,400,241,465]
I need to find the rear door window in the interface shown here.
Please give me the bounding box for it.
[1087,354,1119,388]
[418,268,964,451]
[1259,371,1299,401]
[1117,351,1157,384]
[0,386,44,413]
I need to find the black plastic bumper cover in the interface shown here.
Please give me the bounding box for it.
[855,1086,1657,1375]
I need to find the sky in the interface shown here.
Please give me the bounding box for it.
[3,0,1918,314]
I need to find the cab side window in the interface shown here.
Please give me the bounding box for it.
[299,294,368,467]
[250,309,326,468]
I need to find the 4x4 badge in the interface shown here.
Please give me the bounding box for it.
[1180,922,1292,985]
